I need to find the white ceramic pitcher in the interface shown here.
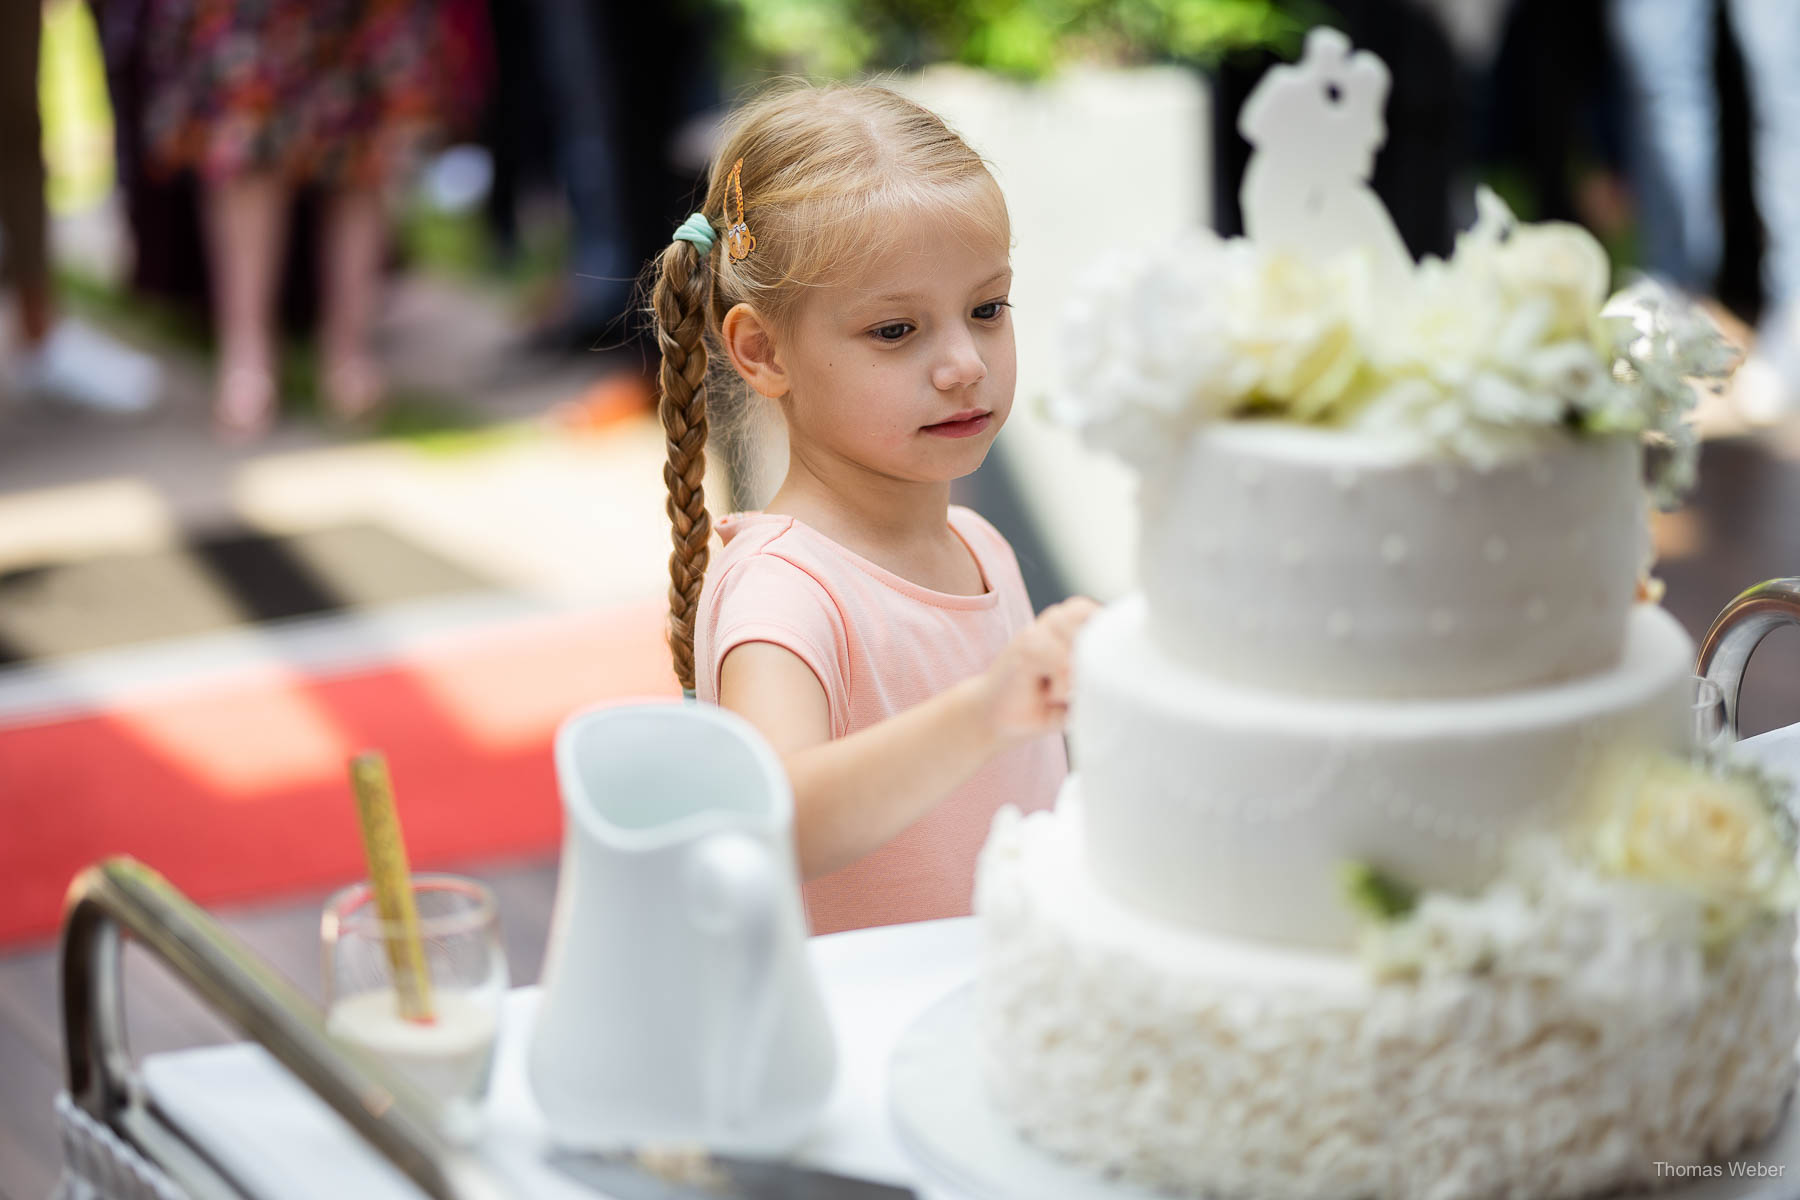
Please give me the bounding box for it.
[527,700,837,1154]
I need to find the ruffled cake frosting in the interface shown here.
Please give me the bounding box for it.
[977,800,1800,1200]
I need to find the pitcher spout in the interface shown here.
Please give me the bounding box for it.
[552,699,793,847]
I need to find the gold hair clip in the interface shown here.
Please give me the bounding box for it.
[725,158,756,262]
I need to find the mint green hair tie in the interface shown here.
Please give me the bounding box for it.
[672,212,716,254]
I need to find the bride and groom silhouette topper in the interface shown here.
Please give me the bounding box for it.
[1239,27,1413,292]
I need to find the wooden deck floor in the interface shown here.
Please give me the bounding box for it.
[5,429,1800,1198]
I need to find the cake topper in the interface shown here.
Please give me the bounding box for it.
[1238,26,1411,290]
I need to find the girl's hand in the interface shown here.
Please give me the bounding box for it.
[968,597,1102,750]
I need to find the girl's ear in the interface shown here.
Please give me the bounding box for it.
[721,303,788,399]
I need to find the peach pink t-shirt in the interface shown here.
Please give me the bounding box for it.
[694,504,1067,934]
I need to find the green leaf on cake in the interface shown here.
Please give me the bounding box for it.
[1341,861,1419,922]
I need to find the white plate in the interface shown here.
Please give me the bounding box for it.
[889,984,1800,1200]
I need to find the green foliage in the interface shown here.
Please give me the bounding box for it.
[1341,861,1419,923]
[55,266,211,354]
[40,0,116,214]
[719,0,1305,81]
[395,199,571,293]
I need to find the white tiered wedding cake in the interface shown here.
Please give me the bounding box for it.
[975,29,1800,1200]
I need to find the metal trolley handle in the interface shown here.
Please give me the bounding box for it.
[1697,577,1800,738]
[61,857,510,1200]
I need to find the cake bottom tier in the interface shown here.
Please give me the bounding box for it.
[976,797,1800,1200]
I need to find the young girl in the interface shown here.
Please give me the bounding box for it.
[651,81,1097,934]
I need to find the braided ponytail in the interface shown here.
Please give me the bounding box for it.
[653,233,714,695]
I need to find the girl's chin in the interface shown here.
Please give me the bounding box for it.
[918,443,997,482]
[888,445,994,486]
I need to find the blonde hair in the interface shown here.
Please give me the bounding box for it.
[651,80,1009,693]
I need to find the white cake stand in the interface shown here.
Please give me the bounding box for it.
[889,983,1800,1200]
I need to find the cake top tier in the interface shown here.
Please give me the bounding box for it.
[1136,423,1649,698]
[1050,28,1732,507]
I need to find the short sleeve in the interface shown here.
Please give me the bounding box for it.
[703,553,850,732]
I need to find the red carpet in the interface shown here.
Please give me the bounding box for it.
[0,600,680,947]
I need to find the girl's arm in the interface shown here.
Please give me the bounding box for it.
[719,597,1098,880]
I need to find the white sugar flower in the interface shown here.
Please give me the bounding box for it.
[1519,339,1609,401]
[1579,749,1800,945]
[1492,219,1611,341]
[1051,188,1725,504]
[1363,252,1506,385]
[1466,370,1558,427]
[1051,233,1255,469]
[1217,249,1369,419]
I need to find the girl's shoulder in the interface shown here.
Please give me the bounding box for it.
[701,514,850,662]
[712,510,799,558]
[947,503,1004,545]
[708,511,836,597]
[697,513,851,722]
[947,504,1022,574]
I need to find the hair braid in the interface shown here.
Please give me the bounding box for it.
[653,238,714,694]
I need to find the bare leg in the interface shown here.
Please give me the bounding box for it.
[17,277,52,347]
[319,185,387,423]
[203,173,290,439]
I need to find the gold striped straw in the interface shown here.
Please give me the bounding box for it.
[348,751,436,1023]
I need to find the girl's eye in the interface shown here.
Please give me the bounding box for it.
[973,300,1010,320]
[873,322,913,342]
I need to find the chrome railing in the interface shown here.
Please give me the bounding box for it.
[60,857,511,1200]
[1696,577,1800,739]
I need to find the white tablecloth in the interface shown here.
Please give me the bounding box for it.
[142,917,979,1200]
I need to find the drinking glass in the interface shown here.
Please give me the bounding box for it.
[1690,675,1731,752]
[321,874,508,1137]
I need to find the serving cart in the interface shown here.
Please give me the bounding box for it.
[50,581,1800,1200]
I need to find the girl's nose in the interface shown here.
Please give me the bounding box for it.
[931,333,988,391]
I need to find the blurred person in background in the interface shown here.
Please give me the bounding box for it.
[141,0,448,439]
[1478,0,1630,239]
[1609,0,1800,421]
[520,0,643,356]
[1,0,160,416]
[507,3,717,391]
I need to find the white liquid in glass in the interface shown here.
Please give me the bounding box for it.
[327,988,500,1103]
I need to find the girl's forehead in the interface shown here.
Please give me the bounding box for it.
[828,208,1010,295]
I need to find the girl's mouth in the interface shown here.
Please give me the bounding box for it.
[923,410,992,438]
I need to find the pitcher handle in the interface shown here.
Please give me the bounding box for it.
[682,830,784,1136]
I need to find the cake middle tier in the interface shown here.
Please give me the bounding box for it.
[1072,594,1695,949]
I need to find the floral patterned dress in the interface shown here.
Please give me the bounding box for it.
[143,0,445,187]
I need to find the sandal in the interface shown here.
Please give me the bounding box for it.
[214,364,279,443]
[322,355,386,432]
